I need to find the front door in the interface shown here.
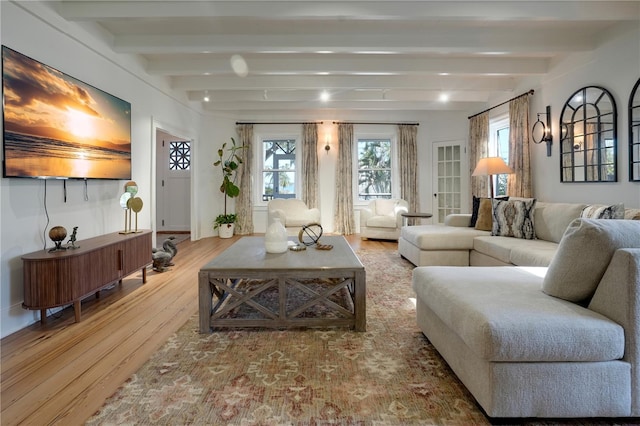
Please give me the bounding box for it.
[156,131,191,232]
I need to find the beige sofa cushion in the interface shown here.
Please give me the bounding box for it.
[412,266,624,362]
[534,202,587,243]
[543,219,640,302]
[401,224,489,250]
[366,215,396,228]
[473,236,557,266]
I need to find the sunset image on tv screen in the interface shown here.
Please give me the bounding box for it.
[2,46,131,179]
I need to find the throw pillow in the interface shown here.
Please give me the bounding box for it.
[542,218,640,302]
[491,198,536,239]
[580,203,625,219]
[470,195,508,227]
[474,198,493,231]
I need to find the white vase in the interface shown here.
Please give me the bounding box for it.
[218,223,235,239]
[265,218,288,253]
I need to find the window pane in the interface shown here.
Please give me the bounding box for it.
[261,138,296,199]
[358,170,391,199]
[357,138,392,200]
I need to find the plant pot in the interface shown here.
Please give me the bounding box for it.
[218,223,235,239]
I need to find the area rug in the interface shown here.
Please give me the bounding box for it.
[87,248,634,425]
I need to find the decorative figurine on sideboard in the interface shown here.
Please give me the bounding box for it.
[48,225,68,252]
[120,181,144,234]
[152,236,178,272]
[66,226,80,249]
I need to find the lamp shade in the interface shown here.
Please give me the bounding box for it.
[472,157,514,176]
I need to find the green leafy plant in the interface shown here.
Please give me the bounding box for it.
[213,138,246,229]
[213,213,237,229]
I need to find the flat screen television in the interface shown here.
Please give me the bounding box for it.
[2,45,132,179]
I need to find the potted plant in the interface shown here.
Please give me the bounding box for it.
[213,137,246,238]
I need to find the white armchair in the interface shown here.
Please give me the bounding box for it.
[267,198,321,235]
[360,198,409,240]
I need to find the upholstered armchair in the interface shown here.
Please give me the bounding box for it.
[360,198,409,240]
[267,198,321,235]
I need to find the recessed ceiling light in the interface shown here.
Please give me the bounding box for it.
[439,93,449,102]
[316,51,334,54]
[316,72,330,75]
[203,91,210,102]
[320,90,330,102]
[438,72,450,76]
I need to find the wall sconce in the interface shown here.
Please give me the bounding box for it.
[532,105,553,156]
[324,134,331,153]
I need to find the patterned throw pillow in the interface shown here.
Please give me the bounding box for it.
[491,198,537,239]
[580,203,625,219]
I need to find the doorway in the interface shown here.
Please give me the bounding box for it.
[155,128,191,234]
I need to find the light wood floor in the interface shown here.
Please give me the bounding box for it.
[0,234,393,425]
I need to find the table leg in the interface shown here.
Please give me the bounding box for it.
[74,300,81,323]
[199,271,213,333]
[354,270,366,331]
[40,309,47,324]
[142,266,147,283]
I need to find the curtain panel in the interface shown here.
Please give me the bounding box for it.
[301,123,319,209]
[468,112,489,200]
[397,124,420,212]
[507,95,532,197]
[334,123,355,235]
[235,124,254,235]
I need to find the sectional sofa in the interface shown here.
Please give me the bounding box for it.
[399,200,640,267]
[412,219,640,418]
[408,199,640,418]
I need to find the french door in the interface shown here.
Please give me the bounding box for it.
[432,141,467,223]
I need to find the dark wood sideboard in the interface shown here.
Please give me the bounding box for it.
[22,230,152,324]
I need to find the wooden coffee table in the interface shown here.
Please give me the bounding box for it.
[198,235,366,332]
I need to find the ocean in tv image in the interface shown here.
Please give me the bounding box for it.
[2,46,131,179]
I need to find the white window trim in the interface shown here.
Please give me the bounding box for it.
[353,130,399,207]
[254,130,301,207]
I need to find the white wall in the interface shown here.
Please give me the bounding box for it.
[0,2,211,337]
[523,22,640,207]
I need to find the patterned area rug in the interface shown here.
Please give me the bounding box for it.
[87,247,633,425]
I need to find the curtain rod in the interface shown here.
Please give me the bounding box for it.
[467,89,534,120]
[235,121,323,125]
[332,121,419,126]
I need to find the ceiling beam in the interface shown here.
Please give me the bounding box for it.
[147,55,549,76]
[172,74,517,91]
[112,30,597,55]
[57,1,640,22]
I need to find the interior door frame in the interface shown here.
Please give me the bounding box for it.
[151,118,197,241]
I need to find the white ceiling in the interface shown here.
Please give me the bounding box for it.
[52,0,640,116]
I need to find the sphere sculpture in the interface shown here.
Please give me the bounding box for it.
[48,226,67,252]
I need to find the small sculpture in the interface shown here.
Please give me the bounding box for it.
[152,236,178,272]
[66,226,79,249]
[48,226,68,252]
